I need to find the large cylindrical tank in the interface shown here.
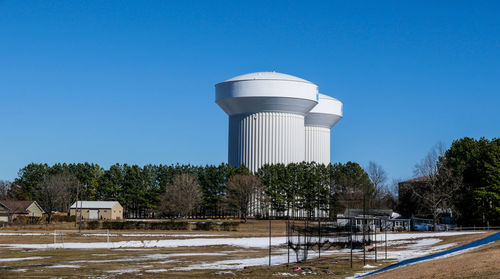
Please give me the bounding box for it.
[304,94,343,165]
[216,72,318,172]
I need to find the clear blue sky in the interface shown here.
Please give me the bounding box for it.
[1,1,499,184]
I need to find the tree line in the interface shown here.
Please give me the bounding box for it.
[3,137,497,227]
[4,161,396,222]
[399,137,500,227]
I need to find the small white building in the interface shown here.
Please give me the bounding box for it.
[70,201,123,220]
[337,209,411,232]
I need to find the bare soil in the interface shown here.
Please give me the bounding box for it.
[0,221,497,278]
[369,239,500,279]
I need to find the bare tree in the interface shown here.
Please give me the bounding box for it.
[410,142,462,231]
[0,180,11,200]
[367,162,388,190]
[225,174,264,222]
[0,180,14,222]
[38,173,80,223]
[367,162,389,208]
[158,173,201,218]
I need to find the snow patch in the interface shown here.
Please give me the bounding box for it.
[113,248,156,251]
[69,258,137,263]
[273,272,298,277]
[0,236,288,250]
[47,264,80,268]
[105,269,140,274]
[0,256,48,262]
[0,233,49,236]
[10,268,27,272]
[122,233,227,237]
[215,270,236,275]
[143,252,229,259]
[145,269,169,273]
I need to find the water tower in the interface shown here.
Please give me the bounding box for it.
[216,72,318,172]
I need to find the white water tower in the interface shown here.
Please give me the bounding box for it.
[216,72,342,172]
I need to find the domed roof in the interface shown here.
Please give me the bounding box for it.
[305,93,343,128]
[219,72,315,85]
[310,94,342,113]
[215,71,318,116]
[317,94,340,102]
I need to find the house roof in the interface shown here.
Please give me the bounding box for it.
[0,202,9,211]
[399,176,431,184]
[342,208,394,217]
[70,201,120,209]
[0,200,44,214]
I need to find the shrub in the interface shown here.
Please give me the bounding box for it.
[194,222,215,231]
[101,220,189,230]
[50,215,75,223]
[220,222,239,231]
[167,221,189,230]
[124,221,138,230]
[86,221,100,230]
[102,221,124,230]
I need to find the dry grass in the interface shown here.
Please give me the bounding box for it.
[0,222,498,278]
[369,238,500,279]
[0,247,386,279]
[3,218,288,235]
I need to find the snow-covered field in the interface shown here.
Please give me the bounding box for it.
[0,232,227,238]
[0,231,482,251]
[0,231,488,276]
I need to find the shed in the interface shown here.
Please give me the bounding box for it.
[70,201,123,220]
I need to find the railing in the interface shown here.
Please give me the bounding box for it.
[451,226,500,231]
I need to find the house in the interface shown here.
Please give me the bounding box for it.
[70,201,123,220]
[0,200,45,220]
[337,208,411,231]
[0,202,9,223]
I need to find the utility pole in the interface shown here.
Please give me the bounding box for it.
[287,208,290,266]
[75,183,82,233]
[74,184,79,228]
[78,199,82,233]
[268,214,272,266]
[348,195,353,269]
[374,220,377,262]
[350,217,353,269]
[318,201,321,259]
[385,223,387,260]
[362,186,366,266]
[269,171,274,267]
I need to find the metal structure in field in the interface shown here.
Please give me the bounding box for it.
[287,217,376,264]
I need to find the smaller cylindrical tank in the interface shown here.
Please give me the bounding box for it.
[304,93,343,165]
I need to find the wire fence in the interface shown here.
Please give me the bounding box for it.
[287,217,378,265]
[53,229,110,248]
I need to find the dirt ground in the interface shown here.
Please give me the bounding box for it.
[0,221,498,278]
[369,240,500,279]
